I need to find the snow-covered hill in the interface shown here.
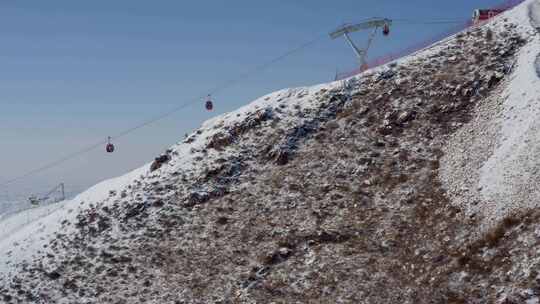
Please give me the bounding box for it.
[441,0,540,230]
[1,1,539,303]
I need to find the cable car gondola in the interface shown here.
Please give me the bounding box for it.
[205,94,214,111]
[383,22,390,36]
[106,136,115,153]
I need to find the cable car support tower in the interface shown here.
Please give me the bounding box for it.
[29,183,65,206]
[330,18,392,71]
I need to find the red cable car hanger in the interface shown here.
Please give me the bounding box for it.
[106,136,115,153]
[205,94,214,111]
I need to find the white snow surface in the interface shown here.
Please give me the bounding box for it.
[0,164,149,277]
[478,0,540,221]
[531,0,540,28]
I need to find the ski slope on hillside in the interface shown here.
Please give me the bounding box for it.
[1,1,539,302]
[0,44,438,278]
[478,0,540,222]
[1,0,538,293]
[0,79,355,278]
[439,0,540,227]
[0,164,148,277]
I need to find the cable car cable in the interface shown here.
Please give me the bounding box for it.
[0,141,106,188]
[0,33,326,188]
[0,15,480,188]
[111,34,325,141]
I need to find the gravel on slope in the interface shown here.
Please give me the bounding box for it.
[439,84,506,230]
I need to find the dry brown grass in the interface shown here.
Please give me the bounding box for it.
[483,212,522,247]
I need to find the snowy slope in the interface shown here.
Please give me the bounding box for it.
[440,0,540,227]
[0,77,358,279]
[478,5,540,223]
[0,1,538,303]
[0,164,148,277]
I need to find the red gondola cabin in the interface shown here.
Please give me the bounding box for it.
[106,137,115,153]
[382,23,390,36]
[205,100,213,111]
[205,95,213,111]
[472,9,505,24]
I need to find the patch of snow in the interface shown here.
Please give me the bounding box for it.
[530,0,540,29]
[0,164,148,277]
[478,0,540,223]
[527,297,540,304]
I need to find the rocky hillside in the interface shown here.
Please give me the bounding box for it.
[1,1,540,303]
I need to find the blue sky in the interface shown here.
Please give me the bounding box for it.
[0,0,506,200]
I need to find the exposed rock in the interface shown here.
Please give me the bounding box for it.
[150,154,171,172]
